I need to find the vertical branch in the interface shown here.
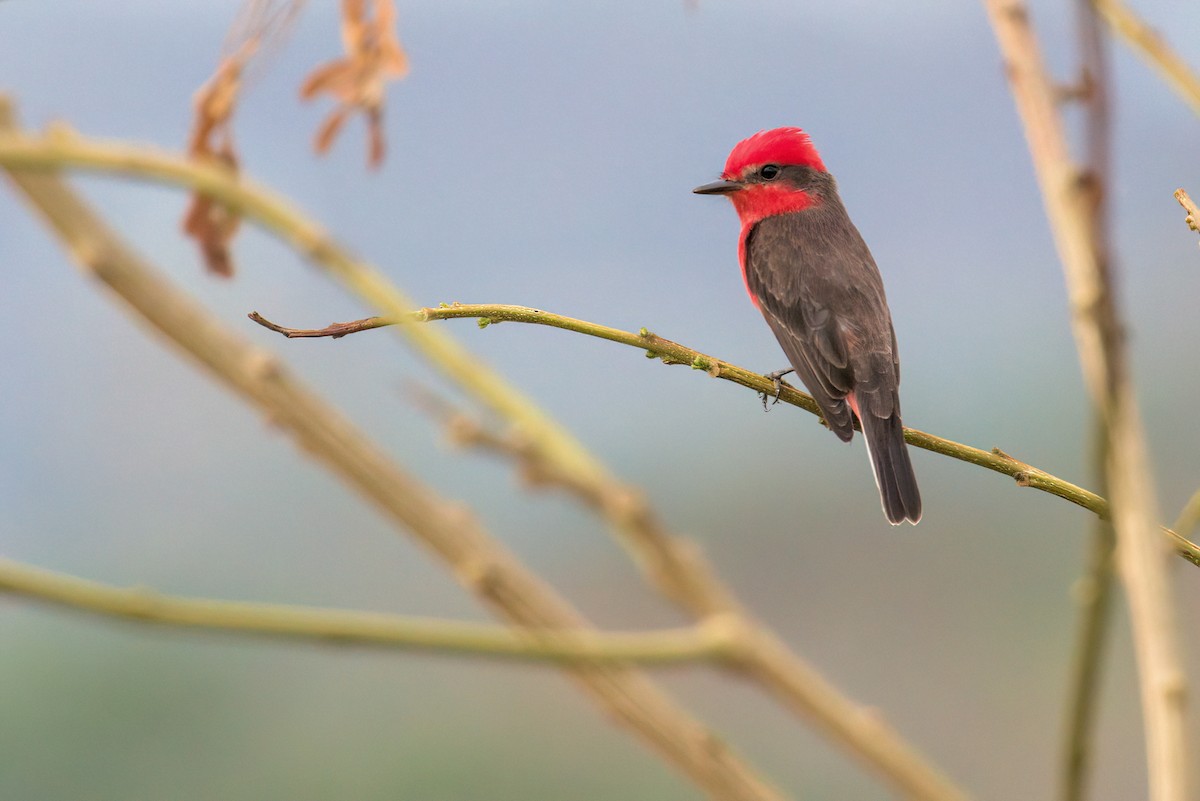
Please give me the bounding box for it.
[1061,420,1117,801]
[1060,9,1117,801]
[983,3,1188,801]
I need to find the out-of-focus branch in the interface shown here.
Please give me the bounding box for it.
[1060,9,1116,800]
[0,558,732,665]
[1061,516,1117,801]
[1091,0,1200,116]
[1172,488,1200,539]
[984,4,1188,800]
[253,305,1200,567]
[1176,189,1198,235]
[0,118,738,622]
[0,102,785,801]
[1062,418,1117,801]
[406,384,598,498]
[403,389,973,801]
[0,106,973,801]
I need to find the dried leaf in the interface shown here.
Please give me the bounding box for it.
[301,0,408,169]
[182,144,242,278]
[184,55,247,277]
[313,105,354,156]
[182,0,303,277]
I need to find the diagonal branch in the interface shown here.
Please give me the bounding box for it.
[0,114,739,622]
[0,105,785,801]
[0,113,975,801]
[984,3,1189,800]
[1091,0,1200,116]
[0,558,732,665]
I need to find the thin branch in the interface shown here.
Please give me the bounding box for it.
[1060,9,1116,800]
[1062,419,1117,801]
[406,383,593,496]
[1061,518,1117,801]
[0,102,786,801]
[984,4,1189,800]
[253,305,1200,567]
[250,310,391,337]
[0,111,971,800]
[1176,189,1199,235]
[0,558,732,664]
[1091,0,1200,117]
[1172,488,1200,538]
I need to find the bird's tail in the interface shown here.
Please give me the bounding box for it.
[858,409,922,525]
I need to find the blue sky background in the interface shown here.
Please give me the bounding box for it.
[2,1,1199,798]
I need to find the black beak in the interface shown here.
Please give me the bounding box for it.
[692,179,742,195]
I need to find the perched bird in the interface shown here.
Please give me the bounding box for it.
[694,127,921,524]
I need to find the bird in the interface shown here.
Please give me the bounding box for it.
[694,127,921,525]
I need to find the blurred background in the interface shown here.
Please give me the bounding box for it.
[2,0,1199,798]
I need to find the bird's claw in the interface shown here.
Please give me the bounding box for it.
[760,368,795,411]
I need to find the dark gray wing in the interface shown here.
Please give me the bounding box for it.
[743,199,901,441]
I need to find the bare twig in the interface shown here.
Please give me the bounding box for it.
[1060,10,1116,799]
[1062,419,1117,801]
[0,116,972,800]
[0,101,785,801]
[0,558,733,665]
[1091,0,1200,117]
[1061,518,1117,801]
[1176,189,1199,235]
[406,384,591,494]
[984,3,1189,800]
[250,310,391,337]
[1172,488,1200,539]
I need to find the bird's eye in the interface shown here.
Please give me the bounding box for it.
[759,164,781,180]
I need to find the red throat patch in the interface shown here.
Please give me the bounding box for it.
[718,126,828,306]
[734,184,820,307]
[731,183,819,228]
